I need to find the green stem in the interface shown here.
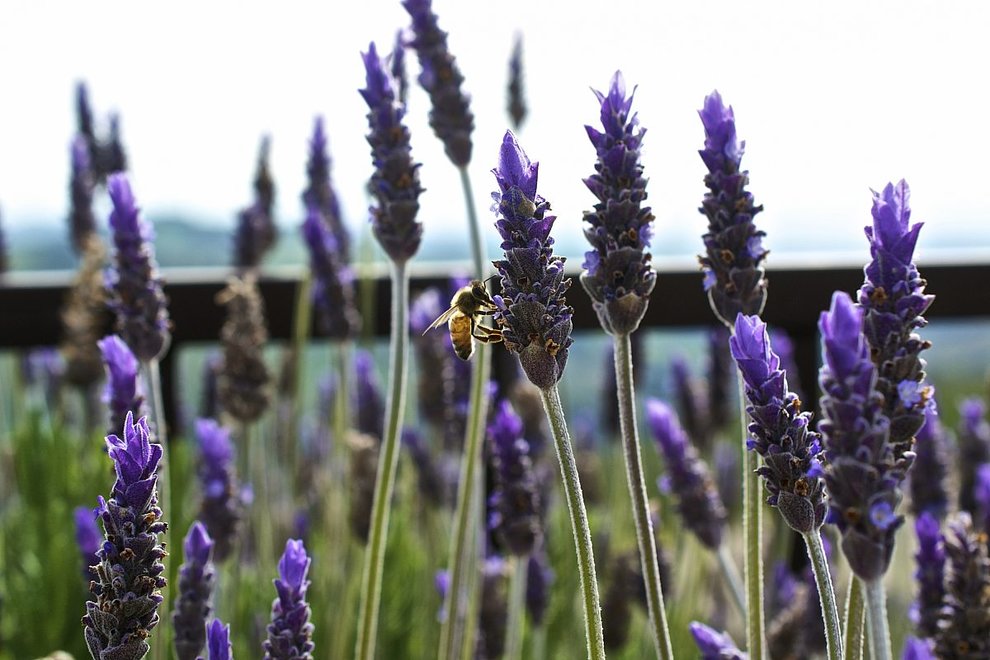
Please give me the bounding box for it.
[458,167,485,277]
[843,573,866,660]
[355,259,410,660]
[802,531,842,660]
[247,421,274,572]
[540,385,605,660]
[504,555,528,660]
[716,542,747,619]
[613,332,673,659]
[286,271,313,478]
[864,578,891,660]
[458,517,483,660]
[735,370,765,659]
[335,340,353,448]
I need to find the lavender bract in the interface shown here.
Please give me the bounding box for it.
[302,117,350,264]
[402,0,474,166]
[488,400,541,555]
[74,505,101,579]
[98,335,146,437]
[69,135,98,254]
[491,131,573,390]
[935,513,990,659]
[83,412,167,660]
[204,620,232,660]
[646,399,726,549]
[172,522,216,660]
[690,622,747,660]
[264,539,315,660]
[301,204,360,340]
[818,291,911,580]
[581,71,656,335]
[195,419,243,562]
[909,405,951,520]
[360,42,423,263]
[911,512,945,639]
[106,174,170,362]
[697,91,767,325]
[731,314,826,533]
[858,181,934,457]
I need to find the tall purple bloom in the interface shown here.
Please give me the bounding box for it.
[233,136,277,271]
[507,34,526,130]
[975,464,990,535]
[411,287,452,428]
[204,619,233,660]
[707,325,734,431]
[690,622,747,660]
[106,174,170,362]
[935,513,990,658]
[172,521,216,660]
[956,398,990,514]
[581,71,656,335]
[301,204,360,340]
[491,131,573,390]
[670,355,710,449]
[195,419,243,562]
[83,412,168,660]
[264,539,315,660]
[909,405,951,520]
[98,335,146,437]
[488,400,541,555]
[731,314,826,533]
[902,637,936,660]
[390,30,409,107]
[402,0,474,166]
[69,135,98,254]
[355,350,385,441]
[302,117,350,264]
[525,546,553,626]
[818,291,911,580]
[697,91,767,325]
[911,512,945,639]
[646,399,726,549]
[360,42,424,263]
[74,505,101,580]
[476,556,509,660]
[858,180,935,458]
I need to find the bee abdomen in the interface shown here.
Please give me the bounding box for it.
[449,315,475,361]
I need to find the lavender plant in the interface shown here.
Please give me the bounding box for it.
[957,398,990,514]
[216,274,272,424]
[690,622,747,660]
[354,41,423,660]
[233,136,277,271]
[935,513,990,658]
[82,412,167,660]
[302,204,360,341]
[73,506,101,580]
[507,34,526,130]
[69,135,98,254]
[909,406,951,521]
[303,117,351,264]
[172,522,216,660]
[98,335,145,438]
[264,539,315,660]
[911,512,944,640]
[195,419,243,562]
[204,620,233,660]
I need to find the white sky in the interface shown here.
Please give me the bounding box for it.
[1,0,989,256]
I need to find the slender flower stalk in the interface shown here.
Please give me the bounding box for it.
[698,91,768,658]
[354,42,423,660]
[489,132,603,658]
[843,576,866,660]
[83,412,167,660]
[264,539,315,659]
[172,522,216,660]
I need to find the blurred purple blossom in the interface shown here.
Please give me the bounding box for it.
[173,521,216,660]
[195,419,243,562]
[73,505,101,580]
[99,335,146,437]
[911,512,945,639]
[264,539,315,660]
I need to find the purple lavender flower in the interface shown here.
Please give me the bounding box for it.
[355,350,385,441]
[957,398,990,514]
[818,291,911,580]
[402,0,474,166]
[902,637,936,660]
[105,174,170,362]
[402,427,445,507]
[581,71,656,335]
[858,180,935,458]
[234,136,277,271]
[98,335,146,437]
[488,400,541,555]
[74,505,101,580]
[172,521,216,660]
[390,30,409,107]
[910,405,951,521]
[707,325,734,431]
[204,620,232,660]
[69,135,98,254]
[360,42,424,263]
[76,82,97,157]
[476,556,509,660]
[975,464,990,535]
[507,34,526,130]
[301,204,360,340]
[769,328,805,403]
[697,91,767,326]
[731,314,826,533]
[935,513,990,658]
[690,622,747,660]
[491,131,573,390]
[264,539,315,660]
[253,135,277,247]
[646,399,726,549]
[526,546,553,626]
[670,355,710,449]
[302,117,350,264]
[195,419,243,562]
[911,512,945,639]
[83,412,168,660]
[411,287,452,428]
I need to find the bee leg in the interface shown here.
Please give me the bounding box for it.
[472,324,503,344]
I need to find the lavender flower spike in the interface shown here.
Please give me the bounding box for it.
[902,637,936,660]
[195,419,243,562]
[83,412,167,660]
[264,539,315,660]
[858,180,934,457]
[492,131,573,389]
[360,42,424,263]
[301,204,360,340]
[390,30,409,107]
[581,71,656,335]
[402,0,474,166]
[303,117,350,263]
[69,135,98,254]
[935,513,990,658]
[818,291,911,581]
[507,34,526,130]
[488,400,542,555]
[697,91,767,326]
[173,521,216,660]
[911,512,944,639]
[909,405,950,520]
[204,619,233,660]
[731,314,826,533]
[98,335,146,437]
[106,174,171,362]
[646,399,727,549]
[956,398,990,514]
[690,622,747,660]
[74,505,101,580]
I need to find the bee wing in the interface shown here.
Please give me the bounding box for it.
[423,305,460,335]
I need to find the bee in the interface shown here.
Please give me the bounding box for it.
[423,279,502,360]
